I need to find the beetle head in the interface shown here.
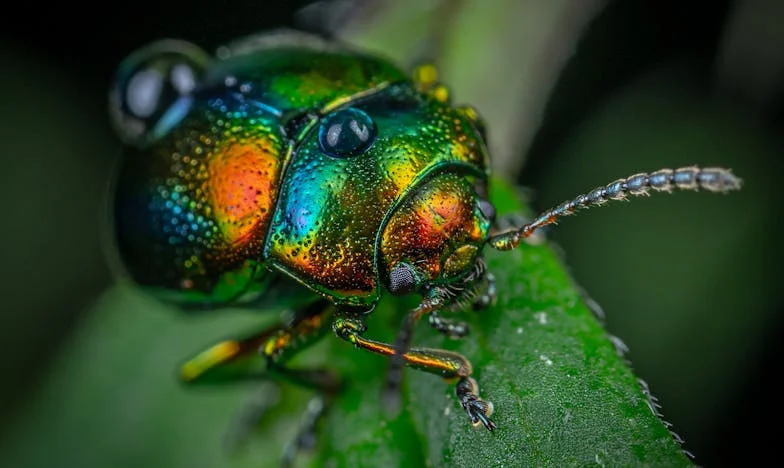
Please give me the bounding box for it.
[379,172,492,296]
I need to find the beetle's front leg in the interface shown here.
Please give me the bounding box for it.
[417,269,498,335]
[332,314,496,430]
[385,258,495,411]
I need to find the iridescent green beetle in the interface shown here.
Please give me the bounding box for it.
[108,30,742,452]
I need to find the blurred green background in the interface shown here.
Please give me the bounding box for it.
[0,0,781,466]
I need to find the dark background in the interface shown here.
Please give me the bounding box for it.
[1,0,781,466]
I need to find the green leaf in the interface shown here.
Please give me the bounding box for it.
[0,178,689,467]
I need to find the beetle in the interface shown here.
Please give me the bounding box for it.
[107,29,742,459]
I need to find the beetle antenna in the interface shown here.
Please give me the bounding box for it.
[487,166,742,251]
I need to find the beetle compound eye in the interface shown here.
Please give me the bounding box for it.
[388,263,419,295]
[110,40,210,147]
[318,108,377,158]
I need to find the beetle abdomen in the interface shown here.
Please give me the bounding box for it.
[109,31,491,308]
[113,90,284,306]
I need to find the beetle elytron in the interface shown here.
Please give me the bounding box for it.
[108,30,741,454]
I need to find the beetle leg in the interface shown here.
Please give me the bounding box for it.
[472,271,497,311]
[179,300,337,387]
[281,394,328,468]
[428,311,469,338]
[179,300,341,463]
[226,381,336,463]
[223,381,281,452]
[386,258,493,407]
[332,314,496,430]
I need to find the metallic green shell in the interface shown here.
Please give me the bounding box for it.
[111,31,490,309]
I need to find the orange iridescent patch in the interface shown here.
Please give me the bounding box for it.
[206,141,281,247]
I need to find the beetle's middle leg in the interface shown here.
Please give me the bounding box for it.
[179,300,340,465]
[332,313,495,430]
[180,300,338,387]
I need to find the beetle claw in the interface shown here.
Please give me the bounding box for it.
[456,377,496,431]
[464,398,496,431]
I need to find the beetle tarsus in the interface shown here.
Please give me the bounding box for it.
[472,272,497,311]
[429,311,470,338]
[457,377,496,431]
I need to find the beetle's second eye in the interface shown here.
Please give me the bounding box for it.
[318,108,377,158]
[109,40,210,147]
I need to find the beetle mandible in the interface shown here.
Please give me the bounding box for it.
[107,30,742,447]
